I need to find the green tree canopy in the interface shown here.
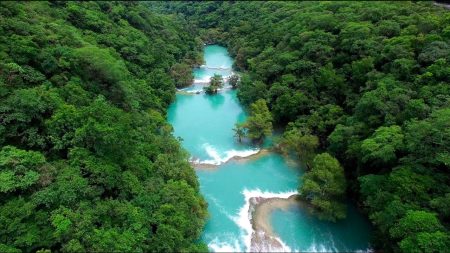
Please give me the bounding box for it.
[300,153,347,222]
[0,2,207,252]
[242,99,273,142]
[361,125,404,166]
[204,74,224,94]
[278,126,319,168]
[390,210,449,253]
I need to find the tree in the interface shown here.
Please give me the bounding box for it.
[418,41,450,65]
[3,1,450,252]
[361,125,404,166]
[430,193,450,220]
[0,146,45,193]
[398,231,449,253]
[300,153,347,222]
[403,108,450,168]
[233,122,247,142]
[390,210,444,239]
[278,127,319,168]
[228,74,239,89]
[358,165,441,251]
[203,74,223,94]
[272,91,311,123]
[236,75,267,106]
[299,104,344,142]
[242,99,272,142]
[390,210,449,253]
[170,63,194,88]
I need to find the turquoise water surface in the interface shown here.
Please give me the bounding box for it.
[167,45,372,252]
[271,204,372,252]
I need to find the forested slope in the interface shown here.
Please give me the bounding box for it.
[0,2,207,252]
[156,1,450,252]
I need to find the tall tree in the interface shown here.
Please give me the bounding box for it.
[300,153,347,222]
[204,74,224,94]
[228,74,239,89]
[242,99,273,142]
[233,122,247,142]
[390,210,449,253]
[278,126,319,169]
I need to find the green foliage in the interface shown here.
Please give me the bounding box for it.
[0,2,206,252]
[361,125,404,166]
[170,62,194,88]
[398,231,449,253]
[228,74,239,89]
[390,211,449,253]
[359,165,448,251]
[0,146,45,193]
[233,122,247,143]
[298,104,344,143]
[278,126,319,168]
[0,244,20,253]
[403,108,450,168]
[204,74,223,94]
[241,99,273,142]
[237,74,267,106]
[300,153,347,222]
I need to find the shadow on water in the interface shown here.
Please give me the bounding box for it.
[206,93,225,109]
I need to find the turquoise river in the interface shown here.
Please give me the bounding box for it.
[168,45,373,252]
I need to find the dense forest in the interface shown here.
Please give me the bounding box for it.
[1,1,449,252]
[155,1,450,252]
[0,2,208,252]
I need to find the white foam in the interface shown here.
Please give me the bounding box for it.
[223,74,233,82]
[233,188,297,252]
[193,77,211,84]
[193,73,234,85]
[200,65,232,71]
[206,188,296,252]
[177,85,232,95]
[192,143,259,166]
[356,248,374,253]
[306,237,344,253]
[307,243,325,252]
[206,194,235,222]
[208,237,242,252]
[178,89,203,94]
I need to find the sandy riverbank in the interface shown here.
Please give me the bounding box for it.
[249,194,303,252]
